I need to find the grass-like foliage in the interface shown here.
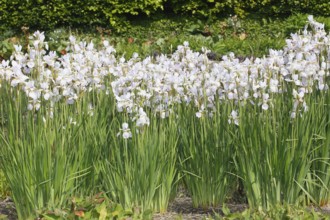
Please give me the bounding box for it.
[0,83,93,219]
[97,111,179,213]
[234,91,326,209]
[178,100,237,208]
[307,90,330,206]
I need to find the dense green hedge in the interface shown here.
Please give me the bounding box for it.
[0,0,101,30]
[0,0,164,30]
[168,0,330,17]
[0,0,329,31]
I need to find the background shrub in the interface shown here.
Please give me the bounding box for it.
[167,0,330,18]
[167,0,255,17]
[1,0,330,32]
[0,0,103,30]
[0,0,164,31]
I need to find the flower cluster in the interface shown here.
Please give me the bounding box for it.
[110,15,329,124]
[1,31,117,112]
[0,16,329,137]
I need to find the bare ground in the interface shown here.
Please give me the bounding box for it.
[153,197,248,220]
[0,197,17,220]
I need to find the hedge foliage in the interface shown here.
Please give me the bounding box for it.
[168,0,330,17]
[0,0,164,31]
[0,0,329,31]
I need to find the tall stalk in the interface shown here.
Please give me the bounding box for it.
[0,82,91,219]
[234,91,316,209]
[97,110,178,213]
[307,89,330,206]
[71,86,117,195]
[178,101,236,208]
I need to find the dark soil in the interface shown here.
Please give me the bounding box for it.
[0,197,17,220]
[153,197,247,220]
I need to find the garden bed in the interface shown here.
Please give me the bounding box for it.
[0,15,330,220]
[154,197,247,219]
[2,196,330,220]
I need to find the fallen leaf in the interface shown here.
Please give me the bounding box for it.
[60,49,67,55]
[74,210,85,217]
[128,37,134,44]
[239,33,247,40]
